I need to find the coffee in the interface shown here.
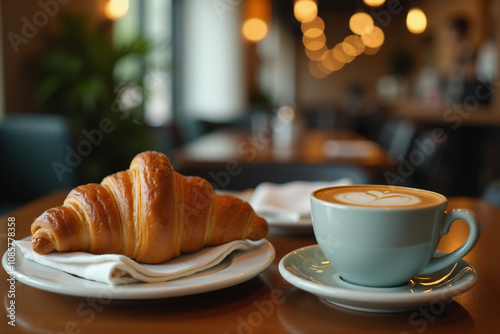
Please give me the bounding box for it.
[310,185,480,287]
[313,185,444,208]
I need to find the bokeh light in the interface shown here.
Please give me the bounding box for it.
[341,41,357,58]
[303,5,384,77]
[406,8,427,34]
[294,0,318,23]
[333,43,355,63]
[321,49,345,72]
[303,33,326,51]
[305,45,328,61]
[361,25,385,48]
[349,12,374,35]
[309,60,331,78]
[363,0,385,7]
[301,16,325,38]
[364,45,380,55]
[344,35,365,56]
[242,18,268,42]
[105,0,129,20]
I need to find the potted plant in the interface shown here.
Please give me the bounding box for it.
[33,13,157,183]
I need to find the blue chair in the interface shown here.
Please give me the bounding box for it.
[0,114,79,213]
[378,117,417,159]
[482,178,500,208]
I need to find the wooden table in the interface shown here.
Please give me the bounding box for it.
[174,129,396,171]
[1,191,499,334]
[389,98,500,127]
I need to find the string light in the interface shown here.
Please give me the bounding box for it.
[309,60,331,78]
[343,35,365,56]
[349,12,374,35]
[361,25,385,48]
[301,16,325,38]
[341,41,357,58]
[299,4,386,78]
[333,43,355,63]
[303,33,326,51]
[321,49,344,71]
[364,46,381,55]
[305,45,328,61]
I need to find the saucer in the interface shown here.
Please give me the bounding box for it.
[260,214,312,233]
[278,245,478,312]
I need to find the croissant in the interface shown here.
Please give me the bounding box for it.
[31,151,268,263]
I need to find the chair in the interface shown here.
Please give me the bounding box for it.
[177,163,371,190]
[0,113,79,213]
[392,128,450,194]
[482,178,500,208]
[378,117,417,159]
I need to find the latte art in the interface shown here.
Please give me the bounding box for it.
[335,190,421,206]
[313,185,445,208]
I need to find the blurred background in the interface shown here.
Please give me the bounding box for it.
[1,0,499,212]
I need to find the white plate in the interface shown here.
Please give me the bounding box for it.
[3,239,275,300]
[279,245,478,312]
[262,215,312,233]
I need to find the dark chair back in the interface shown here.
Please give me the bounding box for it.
[482,178,500,208]
[0,114,78,210]
[378,118,417,159]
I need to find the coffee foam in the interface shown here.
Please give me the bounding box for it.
[335,190,421,206]
[314,186,444,208]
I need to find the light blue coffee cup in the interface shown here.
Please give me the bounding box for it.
[310,185,481,288]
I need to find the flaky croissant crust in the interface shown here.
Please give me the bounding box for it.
[31,151,267,263]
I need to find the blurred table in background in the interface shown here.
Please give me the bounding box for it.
[175,129,396,173]
[389,99,500,127]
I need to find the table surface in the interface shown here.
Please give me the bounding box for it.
[174,129,395,171]
[1,190,499,334]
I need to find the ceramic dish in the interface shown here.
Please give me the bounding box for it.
[3,239,275,300]
[261,215,312,233]
[279,245,478,312]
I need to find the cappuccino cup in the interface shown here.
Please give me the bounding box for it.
[310,185,481,287]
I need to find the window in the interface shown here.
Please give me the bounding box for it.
[114,0,173,126]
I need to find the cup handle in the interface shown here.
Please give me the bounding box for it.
[418,208,481,275]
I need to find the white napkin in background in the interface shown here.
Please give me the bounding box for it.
[249,178,352,221]
[15,239,251,285]
[323,140,379,158]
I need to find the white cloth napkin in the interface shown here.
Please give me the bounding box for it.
[323,140,379,158]
[15,239,251,285]
[249,178,352,221]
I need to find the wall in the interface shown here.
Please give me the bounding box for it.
[181,0,246,122]
[294,0,492,111]
[2,0,495,119]
[0,0,109,114]
[0,2,4,118]
[258,17,296,106]
[422,0,487,76]
[294,8,419,109]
